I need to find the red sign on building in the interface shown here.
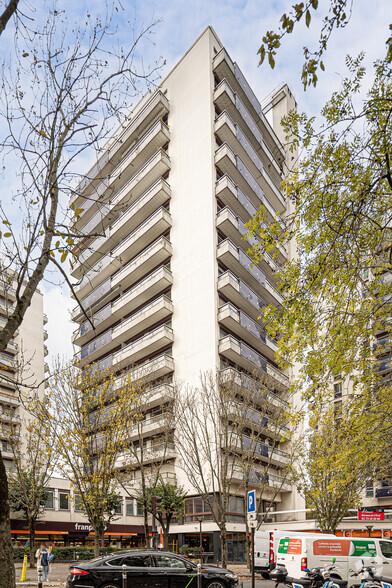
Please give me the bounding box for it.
[358,508,385,521]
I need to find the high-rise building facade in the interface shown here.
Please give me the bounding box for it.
[0,266,47,470]
[70,27,303,559]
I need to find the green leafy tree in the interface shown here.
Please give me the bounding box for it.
[257,0,392,88]
[246,55,392,447]
[299,399,377,533]
[143,478,186,550]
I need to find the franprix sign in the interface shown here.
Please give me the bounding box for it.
[358,507,385,521]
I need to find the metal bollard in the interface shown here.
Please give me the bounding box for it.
[37,565,43,588]
[122,564,127,588]
[197,562,201,588]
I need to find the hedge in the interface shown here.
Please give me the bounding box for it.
[179,545,202,558]
[14,545,129,561]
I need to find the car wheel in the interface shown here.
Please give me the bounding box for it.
[101,584,121,588]
[261,573,270,579]
[206,580,227,588]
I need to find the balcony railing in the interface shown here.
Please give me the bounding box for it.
[375,487,392,498]
[220,366,289,408]
[218,269,267,313]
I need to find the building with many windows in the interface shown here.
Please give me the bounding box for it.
[0,265,47,470]
[70,27,304,561]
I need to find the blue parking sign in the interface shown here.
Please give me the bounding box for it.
[247,490,256,513]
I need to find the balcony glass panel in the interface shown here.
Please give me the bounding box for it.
[238,217,259,248]
[240,340,267,372]
[237,187,257,217]
[90,354,113,374]
[236,126,263,173]
[80,303,112,336]
[235,95,263,145]
[81,329,112,360]
[236,156,264,201]
[239,309,266,343]
[239,278,267,311]
[242,436,269,457]
[81,278,111,311]
[234,63,262,116]
[238,249,265,286]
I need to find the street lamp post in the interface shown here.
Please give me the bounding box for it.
[196,516,204,564]
[365,525,373,537]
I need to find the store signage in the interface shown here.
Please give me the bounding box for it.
[74,523,93,532]
[358,508,384,521]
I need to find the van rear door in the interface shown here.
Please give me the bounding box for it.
[254,531,270,571]
[277,537,304,577]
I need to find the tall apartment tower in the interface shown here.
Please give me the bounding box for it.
[71,27,303,556]
[0,267,47,471]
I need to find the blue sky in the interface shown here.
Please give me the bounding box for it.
[21,0,389,363]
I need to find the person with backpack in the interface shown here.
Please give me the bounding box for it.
[35,543,50,581]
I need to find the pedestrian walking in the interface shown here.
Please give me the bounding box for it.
[35,543,50,582]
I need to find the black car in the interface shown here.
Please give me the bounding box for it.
[66,550,239,588]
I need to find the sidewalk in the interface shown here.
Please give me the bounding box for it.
[15,562,68,587]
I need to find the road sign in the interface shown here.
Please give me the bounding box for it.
[247,512,256,521]
[247,490,256,513]
[248,519,257,528]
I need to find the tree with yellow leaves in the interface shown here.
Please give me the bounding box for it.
[37,362,141,556]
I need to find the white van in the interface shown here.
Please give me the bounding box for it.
[276,535,392,585]
[254,531,333,577]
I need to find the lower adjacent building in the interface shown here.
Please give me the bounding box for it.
[0,264,47,471]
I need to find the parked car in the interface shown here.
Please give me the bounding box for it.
[66,549,239,588]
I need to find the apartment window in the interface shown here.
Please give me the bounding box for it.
[185,497,213,522]
[366,482,374,497]
[59,492,69,511]
[136,501,144,516]
[333,382,343,399]
[114,497,123,515]
[126,499,134,516]
[74,493,84,512]
[44,490,54,510]
[227,496,245,522]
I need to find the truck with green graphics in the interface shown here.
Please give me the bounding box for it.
[276,536,392,586]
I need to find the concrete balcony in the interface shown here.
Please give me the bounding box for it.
[126,353,174,385]
[72,234,172,324]
[219,334,288,391]
[232,465,291,492]
[217,238,283,306]
[218,270,268,323]
[79,296,173,365]
[137,383,174,411]
[215,142,285,214]
[228,433,290,467]
[112,324,174,370]
[0,390,19,406]
[74,204,171,300]
[128,411,173,442]
[218,302,277,362]
[216,207,279,276]
[220,367,289,410]
[212,51,285,165]
[215,111,281,182]
[72,177,171,278]
[74,265,173,345]
[0,352,15,371]
[72,90,169,210]
[115,442,176,469]
[112,265,172,322]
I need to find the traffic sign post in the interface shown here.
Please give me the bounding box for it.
[247,491,256,588]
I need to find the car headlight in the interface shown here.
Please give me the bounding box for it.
[225,573,238,580]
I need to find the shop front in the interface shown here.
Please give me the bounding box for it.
[11,519,147,548]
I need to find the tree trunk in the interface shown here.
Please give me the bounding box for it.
[143,502,149,548]
[94,533,100,557]
[220,525,227,568]
[163,525,169,550]
[0,453,15,588]
[29,517,36,568]
[100,532,105,549]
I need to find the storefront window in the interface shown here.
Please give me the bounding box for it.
[44,490,54,509]
[59,492,69,510]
